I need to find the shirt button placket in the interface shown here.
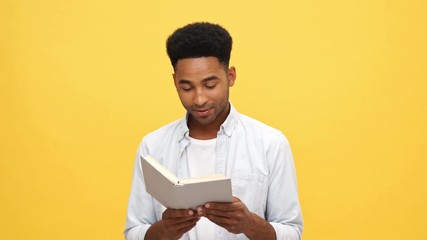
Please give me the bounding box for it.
[216,133,226,175]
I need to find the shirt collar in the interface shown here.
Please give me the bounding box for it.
[177,102,239,141]
[221,102,239,137]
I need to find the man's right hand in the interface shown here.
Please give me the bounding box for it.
[145,209,200,240]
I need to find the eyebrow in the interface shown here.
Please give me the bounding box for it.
[178,75,219,84]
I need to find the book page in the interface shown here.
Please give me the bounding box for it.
[141,155,233,209]
[143,155,180,185]
[179,174,227,184]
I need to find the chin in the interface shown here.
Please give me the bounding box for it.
[195,117,215,125]
[191,113,216,125]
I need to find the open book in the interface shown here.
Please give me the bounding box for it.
[140,155,232,209]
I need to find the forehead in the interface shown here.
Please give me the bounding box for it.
[174,57,226,77]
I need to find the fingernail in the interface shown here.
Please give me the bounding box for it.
[188,210,194,215]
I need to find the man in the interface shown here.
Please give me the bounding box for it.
[124,22,303,240]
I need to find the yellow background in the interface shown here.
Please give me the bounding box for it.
[1,0,426,239]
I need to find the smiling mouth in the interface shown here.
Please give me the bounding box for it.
[193,108,212,117]
[195,109,209,112]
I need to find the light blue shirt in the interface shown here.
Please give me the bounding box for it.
[124,103,303,239]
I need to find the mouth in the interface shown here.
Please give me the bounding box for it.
[193,108,212,117]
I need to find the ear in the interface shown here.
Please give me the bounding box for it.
[228,66,236,87]
[172,73,178,88]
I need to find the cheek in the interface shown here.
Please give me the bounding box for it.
[211,87,228,101]
[177,92,192,106]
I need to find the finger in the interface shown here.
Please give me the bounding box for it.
[205,212,246,235]
[163,215,200,229]
[205,202,235,212]
[162,216,200,234]
[175,220,199,236]
[205,214,241,233]
[161,217,199,239]
[205,200,245,212]
[167,217,200,229]
[173,217,200,231]
[205,212,233,223]
[204,197,243,211]
[204,208,236,219]
[163,208,195,219]
[196,206,204,216]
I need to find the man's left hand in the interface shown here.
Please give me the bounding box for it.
[197,197,276,239]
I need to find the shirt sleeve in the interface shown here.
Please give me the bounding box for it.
[124,141,156,240]
[266,133,303,240]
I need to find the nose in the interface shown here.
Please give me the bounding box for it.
[194,88,208,106]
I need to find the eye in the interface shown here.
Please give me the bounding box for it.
[205,84,216,89]
[182,87,192,92]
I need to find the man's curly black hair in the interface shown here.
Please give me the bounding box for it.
[166,22,233,69]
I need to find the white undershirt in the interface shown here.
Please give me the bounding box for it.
[187,137,216,240]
